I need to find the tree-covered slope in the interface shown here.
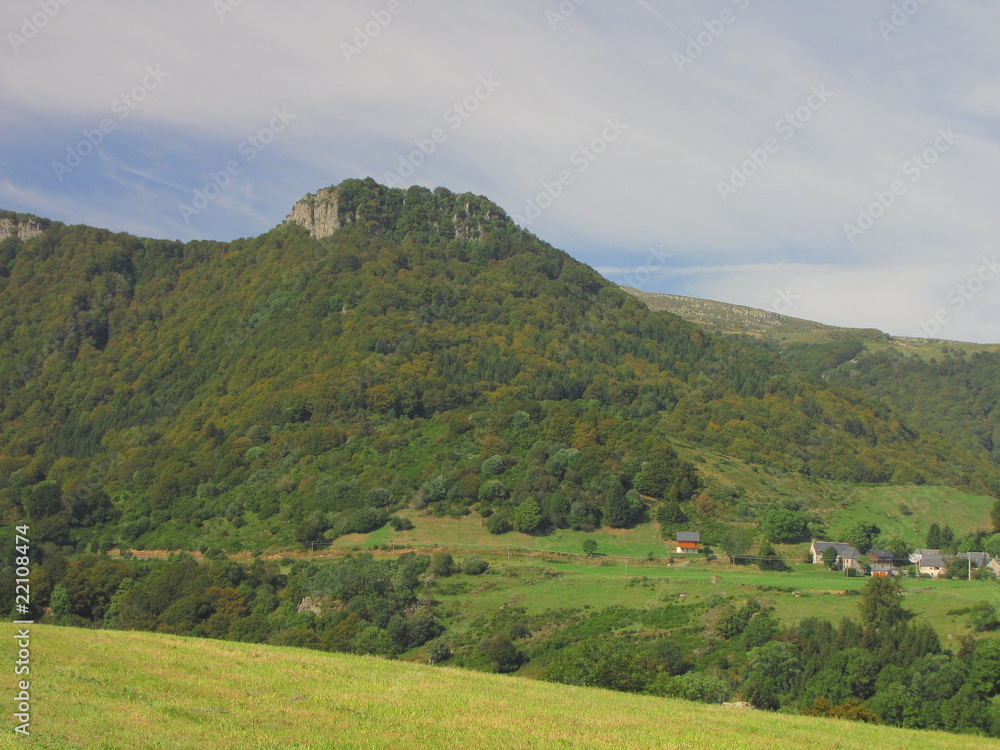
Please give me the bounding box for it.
[0,179,996,554]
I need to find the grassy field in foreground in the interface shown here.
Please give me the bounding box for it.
[8,624,1000,750]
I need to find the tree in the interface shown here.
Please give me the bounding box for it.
[858,576,907,630]
[512,497,542,534]
[657,502,688,526]
[991,497,1000,533]
[926,523,943,549]
[428,553,456,577]
[743,641,802,709]
[845,522,880,554]
[582,539,598,557]
[969,602,997,633]
[603,476,632,528]
[822,546,840,570]
[543,639,647,692]
[462,556,489,575]
[719,527,753,564]
[759,508,808,543]
[479,635,525,673]
[485,513,512,535]
[757,541,787,572]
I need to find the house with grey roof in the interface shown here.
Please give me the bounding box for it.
[915,552,947,578]
[809,540,862,570]
[956,552,990,569]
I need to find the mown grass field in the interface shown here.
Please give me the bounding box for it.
[9,624,1000,750]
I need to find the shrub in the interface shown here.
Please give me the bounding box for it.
[365,488,393,508]
[463,556,489,575]
[428,553,456,577]
[485,513,512,535]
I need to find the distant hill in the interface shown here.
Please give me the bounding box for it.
[26,624,993,750]
[621,287,1000,356]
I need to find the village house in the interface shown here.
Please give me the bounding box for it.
[956,551,990,569]
[675,531,701,554]
[909,549,947,578]
[809,540,862,570]
[987,558,1000,578]
[869,549,894,565]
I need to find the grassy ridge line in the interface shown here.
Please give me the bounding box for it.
[14,624,999,749]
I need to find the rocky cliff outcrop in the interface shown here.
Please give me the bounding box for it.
[285,187,341,238]
[285,179,510,242]
[0,215,46,242]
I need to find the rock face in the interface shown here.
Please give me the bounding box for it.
[0,216,46,242]
[285,187,341,238]
[285,179,510,242]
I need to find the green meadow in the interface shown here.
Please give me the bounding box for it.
[11,624,1000,750]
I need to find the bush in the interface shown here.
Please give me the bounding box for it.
[365,488,393,508]
[428,553,456,577]
[389,515,414,531]
[479,635,526,673]
[428,638,452,664]
[485,513,512,535]
[480,455,508,476]
[969,602,997,632]
[463,556,489,575]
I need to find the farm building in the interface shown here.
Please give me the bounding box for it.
[675,531,701,554]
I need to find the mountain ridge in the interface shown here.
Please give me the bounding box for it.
[621,285,1000,352]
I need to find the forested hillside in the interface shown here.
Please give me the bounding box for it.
[0,179,997,558]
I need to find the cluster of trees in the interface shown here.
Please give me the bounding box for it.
[20,549,463,659]
[2,180,998,557]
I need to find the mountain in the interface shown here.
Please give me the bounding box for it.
[0,178,997,558]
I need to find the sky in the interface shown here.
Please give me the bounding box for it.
[2,0,999,343]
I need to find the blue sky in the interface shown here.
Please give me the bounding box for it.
[2,0,999,342]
